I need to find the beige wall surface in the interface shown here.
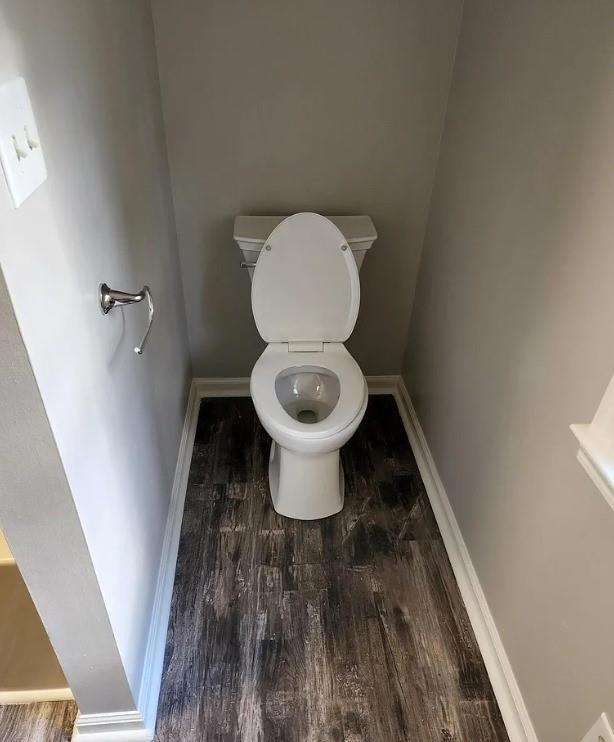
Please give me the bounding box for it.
[404,1,614,739]
[0,0,190,698]
[152,0,463,376]
[0,564,67,691]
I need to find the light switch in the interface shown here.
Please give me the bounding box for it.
[0,77,47,208]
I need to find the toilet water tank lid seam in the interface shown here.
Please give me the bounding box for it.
[234,215,377,244]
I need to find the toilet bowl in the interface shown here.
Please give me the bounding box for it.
[243,212,374,520]
[251,343,368,519]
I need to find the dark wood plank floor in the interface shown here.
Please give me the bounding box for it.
[155,395,508,742]
[0,701,76,742]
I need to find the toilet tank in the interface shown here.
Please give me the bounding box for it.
[233,215,377,280]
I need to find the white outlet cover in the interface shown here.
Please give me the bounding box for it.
[0,77,47,208]
[582,713,614,742]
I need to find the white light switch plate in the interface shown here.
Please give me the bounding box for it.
[0,77,47,208]
[582,713,614,742]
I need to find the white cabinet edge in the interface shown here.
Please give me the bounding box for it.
[580,712,614,742]
[571,423,614,512]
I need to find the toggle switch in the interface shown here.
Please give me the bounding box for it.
[24,125,39,151]
[12,134,29,161]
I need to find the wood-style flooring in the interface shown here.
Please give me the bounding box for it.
[0,701,76,742]
[155,395,508,742]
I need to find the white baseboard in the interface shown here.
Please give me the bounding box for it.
[194,375,401,399]
[72,730,151,742]
[392,376,537,742]
[365,374,400,394]
[72,710,151,741]
[0,687,73,704]
[194,377,251,397]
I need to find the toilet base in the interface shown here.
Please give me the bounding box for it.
[268,441,344,520]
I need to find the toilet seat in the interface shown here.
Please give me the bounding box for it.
[250,213,366,447]
[251,212,360,343]
[250,343,367,442]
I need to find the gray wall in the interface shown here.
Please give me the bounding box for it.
[0,269,136,715]
[403,1,614,739]
[0,0,190,698]
[151,0,463,376]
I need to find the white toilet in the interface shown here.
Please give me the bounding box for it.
[234,212,377,520]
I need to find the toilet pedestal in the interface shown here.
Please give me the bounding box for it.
[268,441,344,520]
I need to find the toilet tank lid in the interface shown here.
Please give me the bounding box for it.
[234,215,376,245]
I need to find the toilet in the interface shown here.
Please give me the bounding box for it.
[234,212,376,520]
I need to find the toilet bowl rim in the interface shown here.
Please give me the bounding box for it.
[250,343,367,441]
[266,390,369,455]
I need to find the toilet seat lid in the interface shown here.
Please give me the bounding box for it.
[251,213,360,343]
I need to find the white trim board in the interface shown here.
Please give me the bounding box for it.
[571,371,614,511]
[392,377,537,742]
[0,687,73,705]
[73,381,201,741]
[194,375,401,399]
[136,380,201,735]
[72,710,151,742]
[194,377,250,397]
[365,375,400,394]
[571,423,614,513]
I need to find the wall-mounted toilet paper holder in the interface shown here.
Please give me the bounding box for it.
[99,283,154,355]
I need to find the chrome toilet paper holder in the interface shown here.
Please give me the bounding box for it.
[99,282,154,355]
